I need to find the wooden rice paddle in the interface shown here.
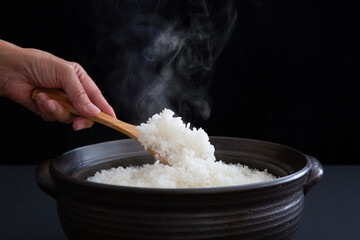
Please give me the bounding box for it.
[32,88,169,165]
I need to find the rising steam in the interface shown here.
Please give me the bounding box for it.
[92,0,237,124]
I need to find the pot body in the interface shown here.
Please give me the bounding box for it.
[37,137,323,240]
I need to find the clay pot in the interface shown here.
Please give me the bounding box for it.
[37,137,323,240]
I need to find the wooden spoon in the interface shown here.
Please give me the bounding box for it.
[32,88,169,165]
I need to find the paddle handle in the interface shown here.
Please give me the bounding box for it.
[32,88,139,140]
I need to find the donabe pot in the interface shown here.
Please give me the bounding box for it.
[37,137,323,240]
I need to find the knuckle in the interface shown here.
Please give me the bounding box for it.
[77,90,88,99]
[69,61,80,68]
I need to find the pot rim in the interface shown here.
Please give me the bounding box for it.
[50,137,312,194]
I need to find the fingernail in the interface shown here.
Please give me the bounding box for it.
[74,119,93,131]
[85,103,100,115]
[74,122,84,131]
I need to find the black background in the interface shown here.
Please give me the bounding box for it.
[1,0,359,165]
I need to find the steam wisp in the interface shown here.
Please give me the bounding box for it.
[93,0,237,124]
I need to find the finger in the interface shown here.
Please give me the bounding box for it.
[36,92,75,123]
[70,62,116,118]
[72,117,94,131]
[36,93,55,122]
[60,63,100,117]
[88,90,116,117]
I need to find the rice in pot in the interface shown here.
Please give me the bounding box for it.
[87,109,276,188]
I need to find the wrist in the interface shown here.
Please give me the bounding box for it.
[0,40,28,96]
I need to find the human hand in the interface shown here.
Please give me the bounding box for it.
[0,40,115,130]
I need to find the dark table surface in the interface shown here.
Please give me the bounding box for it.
[1,165,359,240]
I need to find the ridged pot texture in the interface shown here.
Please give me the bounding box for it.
[36,137,323,240]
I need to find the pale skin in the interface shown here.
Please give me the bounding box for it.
[0,40,116,130]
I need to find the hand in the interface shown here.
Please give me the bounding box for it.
[0,40,115,130]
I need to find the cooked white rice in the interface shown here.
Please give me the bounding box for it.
[87,109,276,188]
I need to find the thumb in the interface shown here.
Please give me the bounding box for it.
[61,66,100,117]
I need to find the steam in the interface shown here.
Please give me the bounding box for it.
[92,0,237,124]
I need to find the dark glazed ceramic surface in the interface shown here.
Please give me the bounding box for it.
[36,137,323,240]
